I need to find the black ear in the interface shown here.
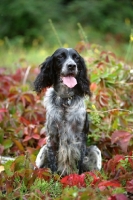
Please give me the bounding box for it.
[77,56,91,96]
[34,56,54,93]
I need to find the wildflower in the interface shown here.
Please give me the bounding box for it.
[92,104,96,110]
[130,33,133,42]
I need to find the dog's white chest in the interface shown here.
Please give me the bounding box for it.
[44,88,86,135]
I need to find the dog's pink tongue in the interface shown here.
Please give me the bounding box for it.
[62,76,77,88]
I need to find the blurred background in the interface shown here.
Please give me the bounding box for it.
[0,0,133,69]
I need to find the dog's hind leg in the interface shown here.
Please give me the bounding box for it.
[78,132,87,174]
[83,145,102,171]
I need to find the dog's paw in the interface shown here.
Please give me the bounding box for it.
[35,145,48,168]
[83,145,102,171]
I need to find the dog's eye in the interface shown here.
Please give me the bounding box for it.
[57,54,65,59]
[73,54,79,61]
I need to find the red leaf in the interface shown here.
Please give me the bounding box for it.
[0,108,8,121]
[23,135,32,142]
[128,157,133,169]
[38,138,47,147]
[35,168,51,181]
[85,171,100,186]
[0,108,8,113]
[60,173,86,188]
[126,179,133,193]
[90,83,98,92]
[108,194,128,200]
[111,131,133,153]
[96,91,109,107]
[105,155,124,173]
[20,116,31,126]
[32,134,40,140]
[98,180,121,190]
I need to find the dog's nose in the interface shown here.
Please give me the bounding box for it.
[68,64,76,70]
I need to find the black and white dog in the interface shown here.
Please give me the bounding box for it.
[34,48,102,176]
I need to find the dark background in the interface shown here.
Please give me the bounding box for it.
[0,0,133,47]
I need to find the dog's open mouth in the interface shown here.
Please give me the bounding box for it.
[62,75,77,88]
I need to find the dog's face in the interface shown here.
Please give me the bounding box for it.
[34,48,91,96]
[53,48,79,77]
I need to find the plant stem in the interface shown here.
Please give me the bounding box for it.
[49,19,62,47]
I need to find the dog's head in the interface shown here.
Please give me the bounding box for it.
[34,48,91,96]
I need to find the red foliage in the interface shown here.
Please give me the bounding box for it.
[0,108,8,122]
[111,131,133,153]
[60,172,100,188]
[60,173,86,188]
[0,67,46,156]
[34,168,52,181]
[108,194,128,200]
[0,44,133,198]
[96,90,110,107]
[90,82,98,92]
[98,180,121,191]
[105,155,125,174]
[85,171,100,186]
[126,180,133,193]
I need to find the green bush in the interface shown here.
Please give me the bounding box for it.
[0,0,133,45]
[67,0,133,40]
[0,0,64,44]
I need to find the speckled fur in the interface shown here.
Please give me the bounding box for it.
[34,48,102,175]
[45,88,87,175]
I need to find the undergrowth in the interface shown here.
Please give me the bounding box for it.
[0,27,133,199]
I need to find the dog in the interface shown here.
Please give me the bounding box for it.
[34,48,102,176]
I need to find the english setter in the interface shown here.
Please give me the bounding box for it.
[34,48,102,176]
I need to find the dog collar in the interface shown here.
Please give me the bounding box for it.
[61,96,73,107]
[54,89,74,98]
[54,90,74,107]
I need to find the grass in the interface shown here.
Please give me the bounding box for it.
[0,41,132,71]
[0,27,133,72]
[0,45,50,71]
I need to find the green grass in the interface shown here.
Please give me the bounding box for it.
[0,45,51,71]
[0,27,133,71]
[0,41,131,71]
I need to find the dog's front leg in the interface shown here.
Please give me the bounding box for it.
[47,136,57,173]
[78,133,87,174]
[35,136,58,172]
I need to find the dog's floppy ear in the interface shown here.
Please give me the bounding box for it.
[34,56,54,93]
[77,56,91,96]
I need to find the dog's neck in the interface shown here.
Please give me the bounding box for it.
[54,82,75,99]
